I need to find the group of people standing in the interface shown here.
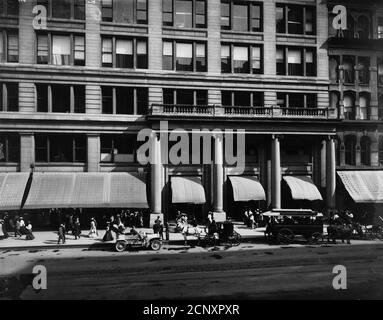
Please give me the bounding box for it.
[0,214,34,240]
[243,208,263,229]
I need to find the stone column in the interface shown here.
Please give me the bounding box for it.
[213,133,226,221]
[326,137,336,211]
[271,135,281,209]
[151,132,162,215]
[20,133,35,172]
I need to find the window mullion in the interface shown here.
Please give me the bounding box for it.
[70,34,74,65]
[112,37,116,68]
[112,87,116,114]
[72,137,75,162]
[133,37,137,69]
[47,136,50,162]
[284,5,288,34]
[303,48,306,76]
[70,85,75,113]
[303,7,306,36]
[193,42,196,71]
[248,3,251,32]
[230,44,233,73]
[5,136,9,162]
[133,88,137,114]
[173,40,176,70]
[48,33,52,65]
[285,47,288,75]
[48,85,52,112]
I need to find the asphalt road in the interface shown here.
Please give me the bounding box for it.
[1,242,383,300]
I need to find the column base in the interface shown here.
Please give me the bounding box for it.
[212,211,226,223]
[149,213,164,228]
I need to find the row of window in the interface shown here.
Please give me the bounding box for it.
[37,0,85,21]
[329,55,373,85]
[330,91,372,120]
[340,135,373,166]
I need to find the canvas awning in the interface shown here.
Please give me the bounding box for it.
[283,176,323,201]
[228,176,266,202]
[0,173,30,211]
[23,172,148,209]
[171,176,206,204]
[338,171,383,203]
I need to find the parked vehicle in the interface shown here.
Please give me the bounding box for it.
[263,209,324,245]
[115,233,162,252]
[203,221,241,246]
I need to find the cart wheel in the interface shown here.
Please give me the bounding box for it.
[150,239,162,251]
[229,232,241,246]
[277,228,294,244]
[115,241,127,252]
[310,232,323,244]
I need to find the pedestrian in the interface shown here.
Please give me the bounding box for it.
[57,223,66,244]
[153,216,164,240]
[249,212,255,229]
[0,219,4,239]
[2,213,9,238]
[73,217,81,239]
[102,221,114,242]
[89,218,98,238]
[19,217,26,235]
[25,221,35,240]
[14,217,22,237]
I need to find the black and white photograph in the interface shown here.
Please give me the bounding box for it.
[0,0,383,308]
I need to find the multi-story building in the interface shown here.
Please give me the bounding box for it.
[327,0,383,223]
[1,0,376,228]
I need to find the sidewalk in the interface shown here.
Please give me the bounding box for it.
[0,225,266,250]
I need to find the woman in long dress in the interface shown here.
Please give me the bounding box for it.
[25,221,35,240]
[89,218,98,238]
[103,221,114,242]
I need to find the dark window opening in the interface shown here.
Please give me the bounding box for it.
[36,84,48,112]
[102,87,113,114]
[51,85,70,113]
[74,85,85,113]
[116,87,134,114]
[0,133,19,162]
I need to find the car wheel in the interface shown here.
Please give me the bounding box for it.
[277,228,294,245]
[150,239,162,251]
[310,232,323,244]
[115,241,127,252]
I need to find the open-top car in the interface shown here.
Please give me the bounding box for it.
[263,209,324,245]
[115,232,162,252]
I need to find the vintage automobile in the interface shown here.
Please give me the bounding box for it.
[115,232,162,252]
[263,209,324,245]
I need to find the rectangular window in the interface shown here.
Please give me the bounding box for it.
[305,48,316,76]
[137,0,148,24]
[74,36,85,66]
[251,46,262,74]
[176,42,193,71]
[36,84,48,112]
[164,0,206,28]
[277,92,317,109]
[102,0,113,22]
[251,4,262,32]
[277,46,315,76]
[358,57,370,84]
[163,41,206,72]
[52,35,71,65]
[378,18,383,39]
[221,45,231,73]
[35,135,48,162]
[52,0,71,19]
[6,83,18,112]
[51,85,70,113]
[37,34,48,64]
[1,0,19,16]
[116,87,134,114]
[222,91,264,107]
[102,87,113,114]
[0,32,3,62]
[163,0,173,26]
[102,38,113,67]
[277,4,315,35]
[289,93,304,108]
[74,0,86,20]
[196,43,206,72]
[101,135,136,163]
[7,31,18,63]
[221,2,230,30]
[233,4,248,31]
[116,39,133,68]
[137,88,148,114]
[136,40,148,69]
[233,46,249,73]
[0,134,20,163]
[163,89,207,105]
[74,85,85,113]
[288,48,302,76]
[163,42,173,70]
[276,47,285,75]
[175,0,193,28]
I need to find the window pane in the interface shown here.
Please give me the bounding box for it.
[276,47,285,75]
[137,88,148,114]
[221,45,231,73]
[221,2,230,30]
[102,0,113,22]
[116,39,133,68]
[6,135,20,162]
[175,0,192,28]
[102,38,113,66]
[289,93,304,108]
[52,35,70,65]
[36,84,48,112]
[52,0,71,19]
[115,0,134,23]
[233,4,248,31]
[7,0,19,15]
[74,135,86,162]
[137,40,148,69]
[102,87,113,114]
[50,135,73,162]
[74,0,86,20]
[234,91,250,106]
[37,34,48,64]
[7,33,18,63]
[252,46,261,73]
[251,5,262,31]
[176,42,193,71]
[222,91,231,106]
[233,46,249,73]
[74,85,85,113]
[196,90,207,105]
[177,89,193,105]
[305,49,316,76]
[163,0,173,26]
[288,6,303,34]
[0,32,3,62]
[163,89,174,104]
[116,87,134,114]
[378,17,383,39]
[288,48,302,75]
[74,36,85,66]
[51,85,70,113]
[35,135,47,162]
[137,0,148,23]
[7,83,18,111]
[276,5,285,33]
[196,1,206,27]
[163,42,173,70]
[196,43,206,72]
[305,7,315,34]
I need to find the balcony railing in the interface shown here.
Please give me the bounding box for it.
[150,104,337,119]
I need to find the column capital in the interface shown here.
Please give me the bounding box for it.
[272,134,284,140]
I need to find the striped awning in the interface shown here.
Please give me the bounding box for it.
[283,176,323,201]
[171,176,206,204]
[338,171,383,203]
[229,176,266,202]
[0,173,30,211]
[23,172,148,209]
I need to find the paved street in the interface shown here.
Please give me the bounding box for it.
[1,242,383,300]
